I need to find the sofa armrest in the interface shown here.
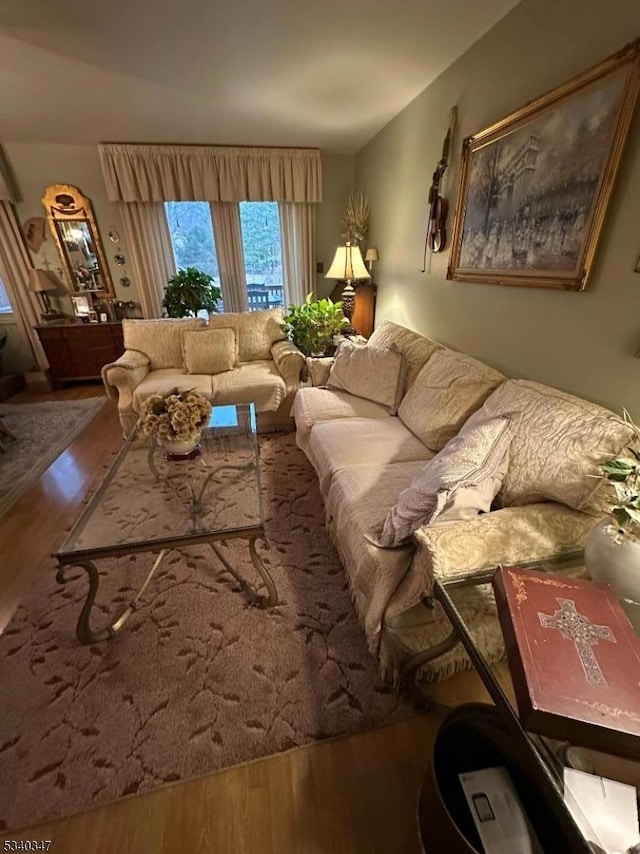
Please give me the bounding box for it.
[101,349,150,407]
[384,503,594,626]
[271,339,305,393]
[305,356,334,387]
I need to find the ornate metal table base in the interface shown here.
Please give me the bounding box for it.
[56,536,278,645]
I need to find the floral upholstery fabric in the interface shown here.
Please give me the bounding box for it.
[408,501,593,603]
[465,379,632,512]
[398,348,504,451]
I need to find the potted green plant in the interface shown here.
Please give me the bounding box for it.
[585,411,640,604]
[163,267,221,318]
[281,293,347,357]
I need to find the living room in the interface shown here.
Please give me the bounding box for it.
[0,0,639,851]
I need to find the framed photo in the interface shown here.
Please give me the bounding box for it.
[447,41,640,290]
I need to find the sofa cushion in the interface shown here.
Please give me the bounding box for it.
[211,360,286,412]
[372,414,514,548]
[398,348,504,452]
[293,387,392,456]
[327,341,406,414]
[122,318,206,371]
[182,328,238,375]
[308,416,434,494]
[132,369,213,413]
[208,308,285,362]
[325,462,424,645]
[368,320,442,392]
[464,379,633,512]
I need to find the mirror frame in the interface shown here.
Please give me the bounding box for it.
[42,184,115,297]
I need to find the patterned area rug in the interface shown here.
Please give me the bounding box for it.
[0,397,106,518]
[0,434,414,832]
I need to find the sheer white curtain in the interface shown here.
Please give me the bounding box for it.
[210,202,248,313]
[0,201,48,370]
[279,202,316,306]
[118,202,175,318]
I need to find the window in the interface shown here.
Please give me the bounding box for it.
[0,275,12,315]
[165,202,222,312]
[164,200,285,313]
[240,202,284,311]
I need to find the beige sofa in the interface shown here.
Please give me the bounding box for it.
[103,309,305,436]
[292,321,630,688]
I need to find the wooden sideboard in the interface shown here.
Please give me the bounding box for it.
[36,322,124,388]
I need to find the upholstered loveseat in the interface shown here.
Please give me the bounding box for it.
[292,321,631,687]
[102,309,305,436]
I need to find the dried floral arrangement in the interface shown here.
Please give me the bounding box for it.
[342,190,370,246]
[138,388,212,443]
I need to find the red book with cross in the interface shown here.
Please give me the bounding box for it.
[492,566,640,759]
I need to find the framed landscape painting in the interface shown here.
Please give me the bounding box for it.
[447,41,640,290]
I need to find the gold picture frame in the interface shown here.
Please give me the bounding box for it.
[42,184,115,297]
[447,40,640,291]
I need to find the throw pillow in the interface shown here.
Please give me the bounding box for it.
[327,341,407,414]
[398,348,504,452]
[182,328,238,375]
[369,413,515,548]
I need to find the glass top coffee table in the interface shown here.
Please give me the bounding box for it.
[55,403,278,644]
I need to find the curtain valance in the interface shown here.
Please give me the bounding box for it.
[99,144,322,204]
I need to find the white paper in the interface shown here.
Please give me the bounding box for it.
[458,766,543,854]
[563,767,640,854]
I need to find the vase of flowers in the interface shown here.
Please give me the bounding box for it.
[585,412,640,603]
[138,388,212,460]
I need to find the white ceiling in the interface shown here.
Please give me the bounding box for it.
[0,0,520,154]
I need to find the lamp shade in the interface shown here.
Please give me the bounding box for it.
[28,268,56,293]
[325,243,370,282]
[365,247,379,263]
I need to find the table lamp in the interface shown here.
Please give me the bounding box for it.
[325,242,370,330]
[365,247,379,273]
[28,269,64,321]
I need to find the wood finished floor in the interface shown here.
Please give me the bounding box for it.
[0,385,494,853]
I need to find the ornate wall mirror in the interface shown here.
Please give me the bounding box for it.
[42,184,115,298]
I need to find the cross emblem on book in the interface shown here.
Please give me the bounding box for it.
[538,597,617,688]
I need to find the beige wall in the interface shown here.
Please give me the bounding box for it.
[317,153,356,297]
[1,143,134,374]
[356,0,640,417]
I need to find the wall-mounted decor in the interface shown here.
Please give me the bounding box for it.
[42,184,115,299]
[22,217,46,253]
[447,41,640,291]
